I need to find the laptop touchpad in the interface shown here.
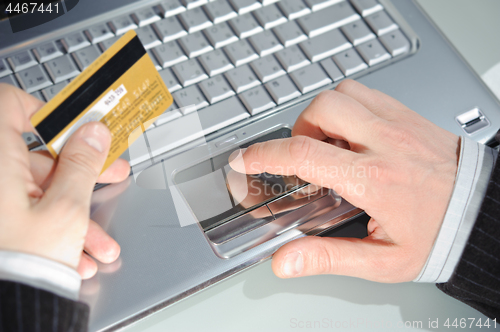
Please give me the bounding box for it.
[174,128,341,258]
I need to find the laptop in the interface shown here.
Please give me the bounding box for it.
[1,0,499,330]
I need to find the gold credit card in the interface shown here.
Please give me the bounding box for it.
[30,30,173,172]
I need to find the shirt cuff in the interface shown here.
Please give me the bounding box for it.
[414,136,498,283]
[0,251,81,300]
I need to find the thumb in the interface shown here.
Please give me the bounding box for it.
[42,122,111,208]
[271,236,396,282]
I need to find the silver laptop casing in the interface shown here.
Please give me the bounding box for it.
[1,0,500,330]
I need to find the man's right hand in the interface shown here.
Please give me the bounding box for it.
[229,79,460,283]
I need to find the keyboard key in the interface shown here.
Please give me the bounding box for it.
[147,50,163,70]
[250,55,286,83]
[132,7,161,27]
[253,4,287,30]
[0,59,13,78]
[224,64,260,93]
[178,31,213,58]
[273,20,308,47]
[198,49,233,76]
[199,75,235,104]
[350,0,383,17]
[109,16,138,35]
[249,31,283,57]
[319,57,344,81]
[304,0,342,11]
[289,62,331,93]
[172,58,208,86]
[239,85,275,115]
[153,17,187,43]
[85,24,115,44]
[72,45,101,71]
[33,42,64,63]
[259,0,279,5]
[44,55,80,83]
[204,1,237,24]
[182,0,207,9]
[15,65,52,93]
[0,75,19,88]
[60,32,91,53]
[365,11,397,36]
[224,39,259,67]
[30,91,45,101]
[136,25,162,49]
[173,85,209,113]
[178,7,212,33]
[160,0,186,17]
[299,29,351,62]
[333,48,368,76]
[204,22,238,48]
[228,13,263,38]
[277,0,311,20]
[297,2,359,37]
[379,29,410,56]
[159,68,182,92]
[356,39,390,65]
[140,97,249,165]
[229,0,261,14]
[265,75,301,105]
[41,80,68,100]
[152,42,187,68]
[154,102,182,127]
[341,19,375,46]
[22,132,43,150]
[8,51,38,72]
[99,36,120,52]
[275,45,310,72]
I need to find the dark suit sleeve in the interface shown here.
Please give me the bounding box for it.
[437,154,500,320]
[0,280,89,332]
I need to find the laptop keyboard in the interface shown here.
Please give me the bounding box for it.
[0,0,411,164]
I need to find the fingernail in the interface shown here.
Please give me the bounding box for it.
[228,148,246,164]
[82,123,109,153]
[282,251,303,277]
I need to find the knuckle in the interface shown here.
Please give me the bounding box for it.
[309,243,336,274]
[247,142,265,162]
[313,90,337,107]
[287,136,316,165]
[335,79,356,93]
[61,150,100,178]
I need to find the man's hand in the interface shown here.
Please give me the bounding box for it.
[229,80,459,283]
[0,83,130,279]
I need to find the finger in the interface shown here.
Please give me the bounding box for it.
[30,151,130,190]
[96,158,130,184]
[334,80,401,121]
[83,220,121,264]
[0,85,45,205]
[291,87,380,146]
[366,218,392,241]
[228,136,365,199]
[41,122,111,210]
[325,137,350,150]
[271,236,408,282]
[77,252,98,279]
[0,84,45,131]
[28,151,55,190]
[226,170,268,209]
